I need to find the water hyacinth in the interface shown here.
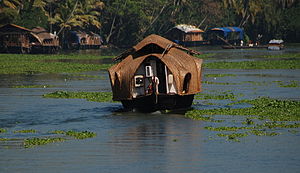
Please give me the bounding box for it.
[0,128,7,133]
[43,91,113,102]
[24,137,65,148]
[14,129,37,133]
[188,97,300,141]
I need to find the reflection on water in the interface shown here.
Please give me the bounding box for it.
[0,47,300,173]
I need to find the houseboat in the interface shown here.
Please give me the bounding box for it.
[0,24,60,54]
[31,27,60,53]
[268,39,284,50]
[108,34,203,112]
[0,24,38,53]
[65,31,103,49]
[207,27,244,45]
[166,24,208,47]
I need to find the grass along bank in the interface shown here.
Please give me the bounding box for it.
[0,54,113,74]
[204,59,300,69]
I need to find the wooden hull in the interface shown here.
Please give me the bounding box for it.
[121,94,194,112]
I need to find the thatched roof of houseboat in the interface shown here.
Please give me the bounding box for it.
[0,24,32,33]
[32,27,58,41]
[108,34,203,100]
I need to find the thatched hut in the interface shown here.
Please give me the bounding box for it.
[108,34,203,111]
[166,24,206,47]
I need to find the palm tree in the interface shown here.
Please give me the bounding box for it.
[0,0,21,10]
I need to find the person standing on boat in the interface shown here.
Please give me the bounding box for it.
[152,76,159,95]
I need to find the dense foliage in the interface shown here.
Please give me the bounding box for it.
[1,0,299,46]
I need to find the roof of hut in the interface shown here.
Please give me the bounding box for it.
[32,27,57,40]
[0,24,32,33]
[173,24,204,33]
[108,34,203,100]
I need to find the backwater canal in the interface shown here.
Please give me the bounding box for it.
[0,45,300,173]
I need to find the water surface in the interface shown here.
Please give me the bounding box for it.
[1,47,300,173]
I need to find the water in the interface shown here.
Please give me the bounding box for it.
[1,46,300,173]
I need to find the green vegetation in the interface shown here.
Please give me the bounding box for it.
[249,130,280,136]
[195,92,242,100]
[24,137,65,148]
[0,128,7,133]
[277,80,300,88]
[49,130,65,135]
[260,53,300,59]
[217,133,249,142]
[0,54,113,74]
[43,91,113,102]
[205,126,252,131]
[14,129,37,133]
[204,74,237,78]
[65,130,97,139]
[0,129,97,148]
[187,97,300,142]
[1,1,299,46]
[195,53,216,59]
[188,97,300,121]
[202,81,238,85]
[204,59,300,69]
[13,85,54,88]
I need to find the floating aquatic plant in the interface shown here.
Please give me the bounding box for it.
[205,126,252,131]
[0,128,7,133]
[195,92,242,100]
[187,97,300,121]
[249,130,280,136]
[277,80,300,88]
[188,97,300,142]
[43,91,113,102]
[217,132,249,142]
[65,130,96,139]
[24,137,65,148]
[14,129,37,133]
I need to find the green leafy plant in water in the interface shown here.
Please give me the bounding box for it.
[65,130,96,139]
[49,130,66,134]
[195,92,242,100]
[0,128,7,133]
[277,80,300,88]
[249,130,280,136]
[43,91,113,102]
[187,97,300,121]
[24,137,65,148]
[205,126,252,131]
[217,132,249,142]
[242,118,255,125]
[14,129,37,133]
